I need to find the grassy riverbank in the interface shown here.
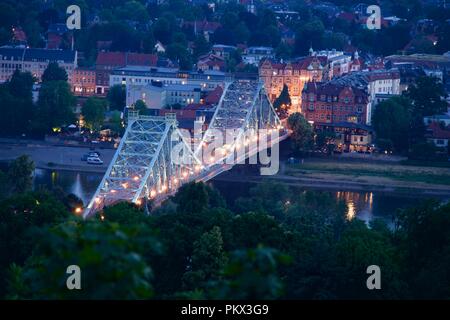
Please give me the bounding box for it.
[286,160,450,186]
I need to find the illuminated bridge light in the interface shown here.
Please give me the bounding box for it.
[85,80,285,217]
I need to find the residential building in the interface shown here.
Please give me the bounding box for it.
[212,45,237,59]
[72,67,96,96]
[126,83,202,109]
[314,122,374,152]
[385,54,450,86]
[329,69,401,110]
[425,121,450,149]
[259,56,324,112]
[110,66,231,91]
[242,47,275,66]
[127,83,166,109]
[302,82,371,125]
[315,49,360,79]
[95,51,159,95]
[0,45,77,83]
[385,54,450,71]
[424,114,450,127]
[197,54,225,72]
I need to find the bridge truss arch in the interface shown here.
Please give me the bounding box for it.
[85,80,287,217]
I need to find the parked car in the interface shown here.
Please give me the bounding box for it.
[87,157,103,165]
[88,151,100,157]
[82,151,100,161]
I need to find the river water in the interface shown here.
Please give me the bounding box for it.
[33,168,448,225]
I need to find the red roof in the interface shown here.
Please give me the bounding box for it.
[427,122,450,139]
[205,86,223,105]
[303,82,368,101]
[260,56,324,71]
[127,53,158,66]
[96,52,158,67]
[12,27,27,42]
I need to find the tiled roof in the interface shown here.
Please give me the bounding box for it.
[96,52,158,67]
[260,56,324,71]
[303,81,368,100]
[427,122,450,139]
[205,86,223,105]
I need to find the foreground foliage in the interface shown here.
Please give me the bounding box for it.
[1,177,450,299]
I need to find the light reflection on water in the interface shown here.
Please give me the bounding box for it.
[337,191,374,222]
[32,169,448,224]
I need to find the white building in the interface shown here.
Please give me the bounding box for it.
[0,45,77,83]
[110,66,230,91]
[242,47,275,66]
[127,83,202,109]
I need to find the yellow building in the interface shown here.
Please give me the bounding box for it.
[259,56,324,113]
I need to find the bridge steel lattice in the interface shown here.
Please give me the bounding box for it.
[84,80,288,218]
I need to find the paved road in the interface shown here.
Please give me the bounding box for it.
[0,143,114,173]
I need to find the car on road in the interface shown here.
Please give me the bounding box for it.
[81,151,101,161]
[87,156,104,165]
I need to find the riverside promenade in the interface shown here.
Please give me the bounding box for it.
[0,139,114,173]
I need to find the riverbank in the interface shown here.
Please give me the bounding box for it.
[2,142,450,197]
[212,159,450,197]
[0,142,114,173]
[214,173,450,197]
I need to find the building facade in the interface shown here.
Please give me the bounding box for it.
[126,83,202,109]
[0,46,77,83]
[72,67,96,96]
[329,69,401,119]
[111,66,231,91]
[242,47,275,66]
[259,56,324,113]
[95,51,159,95]
[314,122,374,152]
[197,54,225,72]
[302,82,370,125]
